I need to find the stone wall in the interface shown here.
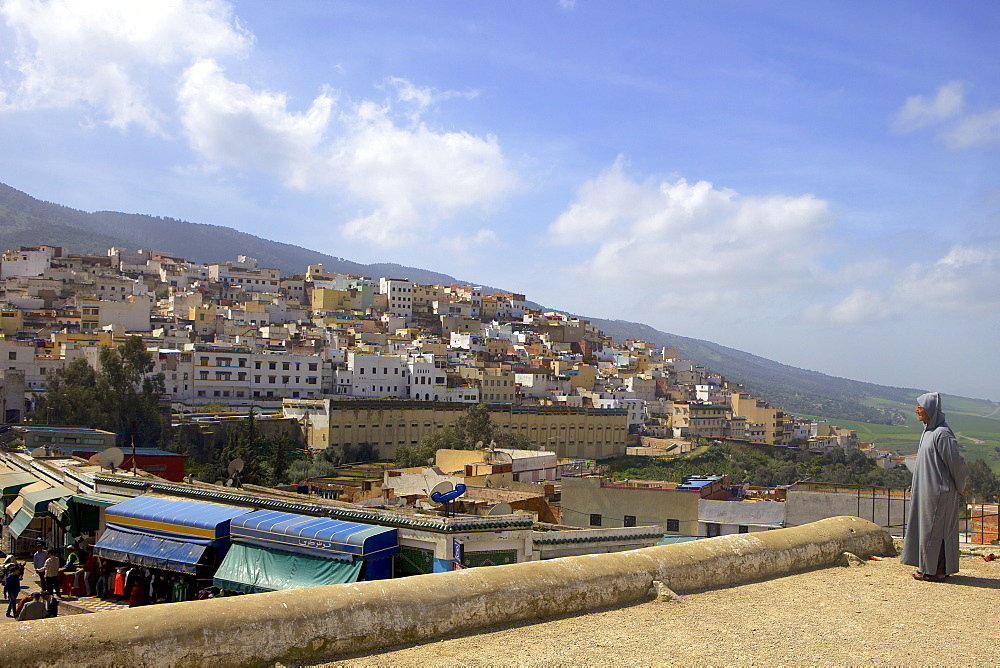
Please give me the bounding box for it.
[0,516,892,667]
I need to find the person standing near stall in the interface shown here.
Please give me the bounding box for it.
[42,551,61,598]
[32,544,48,591]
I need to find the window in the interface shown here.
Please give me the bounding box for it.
[624,515,636,528]
[706,523,720,538]
[589,514,602,527]
[738,525,749,534]
[666,519,680,532]
[7,352,14,360]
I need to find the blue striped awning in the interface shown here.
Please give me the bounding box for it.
[230,509,398,560]
[93,527,207,574]
[105,495,252,546]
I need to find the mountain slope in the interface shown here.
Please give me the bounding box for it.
[0,182,484,287]
[585,317,923,423]
[0,181,990,423]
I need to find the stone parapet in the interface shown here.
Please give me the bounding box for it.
[0,516,892,667]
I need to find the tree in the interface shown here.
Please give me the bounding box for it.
[28,336,167,448]
[452,404,500,448]
[967,459,999,503]
[31,358,103,427]
[98,336,167,448]
[393,404,529,467]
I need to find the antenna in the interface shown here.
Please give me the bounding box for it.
[95,447,125,474]
[131,421,137,476]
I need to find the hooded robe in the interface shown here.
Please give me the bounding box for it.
[900,392,969,576]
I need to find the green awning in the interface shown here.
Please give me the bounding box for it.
[71,493,133,508]
[21,485,73,516]
[68,493,135,535]
[0,471,38,501]
[213,542,363,594]
[49,496,71,522]
[8,508,35,537]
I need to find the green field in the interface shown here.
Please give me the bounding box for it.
[794,394,1000,471]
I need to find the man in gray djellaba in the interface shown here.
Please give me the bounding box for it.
[900,392,969,581]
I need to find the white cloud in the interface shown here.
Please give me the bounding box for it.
[177,64,515,245]
[439,229,501,260]
[891,81,965,134]
[178,59,332,188]
[803,242,1000,325]
[803,288,897,324]
[895,243,1000,311]
[547,160,830,310]
[892,81,1000,149]
[943,108,1000,148]
[0,0,251,132]
[0,1,517,247]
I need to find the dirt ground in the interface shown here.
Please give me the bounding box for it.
[327,552,1000,666]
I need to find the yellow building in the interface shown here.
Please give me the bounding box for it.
[0,309,23,336]
[727,393,790,445]
[457,366,517,404]
[283,399,629,461]
[312,288,361,313]
[559,475,726,536]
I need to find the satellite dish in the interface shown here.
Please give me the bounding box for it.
[475,440,484,450]
[185,473,194,484]
[491,451,513,465]
[486,503,512,516]
[30,447,48,458]
[96,447,126,472]
[429,481,455,497]
[227,458,244,488]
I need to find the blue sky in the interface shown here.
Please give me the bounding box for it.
[1,1,998,401]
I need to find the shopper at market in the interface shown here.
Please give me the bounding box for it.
[31,544,48,591]
[42,551,61,598]
[4,564,22,617]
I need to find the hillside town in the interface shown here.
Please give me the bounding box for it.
[0,244,870,454]
[0,243,936,614]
